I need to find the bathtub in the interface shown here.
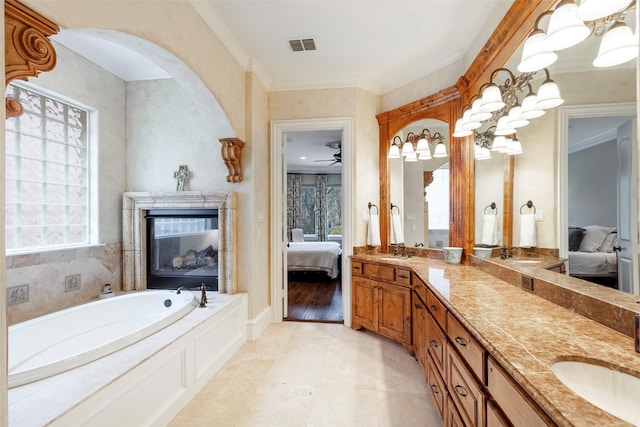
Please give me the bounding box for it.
[8,290,198,388]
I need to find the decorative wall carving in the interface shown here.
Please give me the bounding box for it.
[219,137,245,183]
[4,0,59,117]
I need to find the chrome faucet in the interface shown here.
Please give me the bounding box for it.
[501,247,516,260]
[414,242,424,247]
[176,286,186,294]
[199,283,207,308]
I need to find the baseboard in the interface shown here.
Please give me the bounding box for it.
[246,305,270,341]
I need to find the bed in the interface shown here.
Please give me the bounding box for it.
[287,241,342,279]
[567,225,617,279]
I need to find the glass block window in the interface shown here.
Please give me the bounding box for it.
[5,83,90,252]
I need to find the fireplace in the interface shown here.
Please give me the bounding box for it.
[122,191,237,293]
[146,209,219,290]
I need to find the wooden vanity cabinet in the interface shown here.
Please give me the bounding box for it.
[412,291,429,376]
[352,261,412,348]
[487,356,554,427]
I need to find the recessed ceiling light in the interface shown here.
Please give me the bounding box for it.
[300,156,307,160]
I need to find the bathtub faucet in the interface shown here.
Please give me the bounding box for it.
[176,286,186,294]
[199,283,207,308]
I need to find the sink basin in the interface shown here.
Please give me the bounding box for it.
[551,360,640,425]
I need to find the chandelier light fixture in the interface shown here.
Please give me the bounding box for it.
[455,66,561,157]
[517,0,638,73]
[388,129,448,161]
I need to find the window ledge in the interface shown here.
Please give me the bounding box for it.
[6,244,109,269]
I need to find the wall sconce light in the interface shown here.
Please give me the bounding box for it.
[518,0,638,72]
[389,129,448,161]
[545,0,591,51]
[518,11,558,72]
[474,125,524,159]
[535,68,565,109]
[455,67,558,140]
[593,20,639,67]
[388,135,402,158]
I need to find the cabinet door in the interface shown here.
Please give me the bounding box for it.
[487,400,510,427]
[427,313,446,376]
[352,276,378,331]
[412,293,428,376]
[378,281,412,345]
[428,354,447,419]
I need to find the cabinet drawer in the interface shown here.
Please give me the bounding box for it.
[426,289,447,331]
[427,313,446,376]
[447,342,486,427]
[412,276,428,304]
[487,356,553,427]
[427,354,447,419]
[352,261,363,275]
[486,400,510,427]
[396,268,411,286]
[363,263,395,281]
[447,312,486,382]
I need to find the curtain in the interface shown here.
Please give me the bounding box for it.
[315,174,328,241]
[287,174,302,240]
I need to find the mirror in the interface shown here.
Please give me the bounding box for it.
[473,6,637,292]
[389,119,450,248]
[474,123,504,247]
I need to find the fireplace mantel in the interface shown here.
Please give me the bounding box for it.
[122,191,237,293]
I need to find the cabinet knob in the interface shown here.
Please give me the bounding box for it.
[430,384,439,394]
[430,305,438,312]
[414,303,421,309]
[430,340,439,348]
[454,384,468,397]
[454,336,467,347]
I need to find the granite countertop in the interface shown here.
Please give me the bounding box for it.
[352,254,640,426]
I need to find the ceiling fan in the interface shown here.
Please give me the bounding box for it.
[314,140,342,166]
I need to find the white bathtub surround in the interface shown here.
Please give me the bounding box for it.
[122,191,237,293]
[9,291,248,427]
[9,291,198,388]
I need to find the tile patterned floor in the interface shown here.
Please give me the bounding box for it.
[169,322,442,427]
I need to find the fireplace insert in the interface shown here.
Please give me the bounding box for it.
[146,209,219,290]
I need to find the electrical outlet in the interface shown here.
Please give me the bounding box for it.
[7,284,29,306]
[65,274,81,292]
[521,274,534,291]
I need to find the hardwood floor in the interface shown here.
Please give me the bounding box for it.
[286,271,343,323]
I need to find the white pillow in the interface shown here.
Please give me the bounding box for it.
[598,231,617,253]
[578,225,615,252]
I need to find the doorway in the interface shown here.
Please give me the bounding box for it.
[559,103,638,294]
[270,118,353,325]
[285,130,344,322]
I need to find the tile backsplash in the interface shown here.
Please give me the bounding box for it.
[6,242,122,325]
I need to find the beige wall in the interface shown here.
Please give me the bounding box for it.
[1,0,7,423]
[13,1,271,322]
[269,87,381,246]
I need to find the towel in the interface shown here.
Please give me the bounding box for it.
[390,212,404,245]
[481,213,498,246]
[519,213,536,247]
[367,214,381,247]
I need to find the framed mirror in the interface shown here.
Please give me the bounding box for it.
[389,119,450,249]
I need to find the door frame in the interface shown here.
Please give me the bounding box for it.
[558,102,638,293]
[270,117,353,324]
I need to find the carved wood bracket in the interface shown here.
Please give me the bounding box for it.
[219,137,245,183]
[5,0,59,118]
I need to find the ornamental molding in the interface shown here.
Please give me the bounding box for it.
[5,0,59,117]
[219,137,245,183]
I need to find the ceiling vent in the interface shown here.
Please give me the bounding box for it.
[288,38,316,52]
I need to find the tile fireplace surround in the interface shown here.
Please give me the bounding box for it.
[122,191,237,293]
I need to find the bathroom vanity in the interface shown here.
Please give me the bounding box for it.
[351,254,640,426]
